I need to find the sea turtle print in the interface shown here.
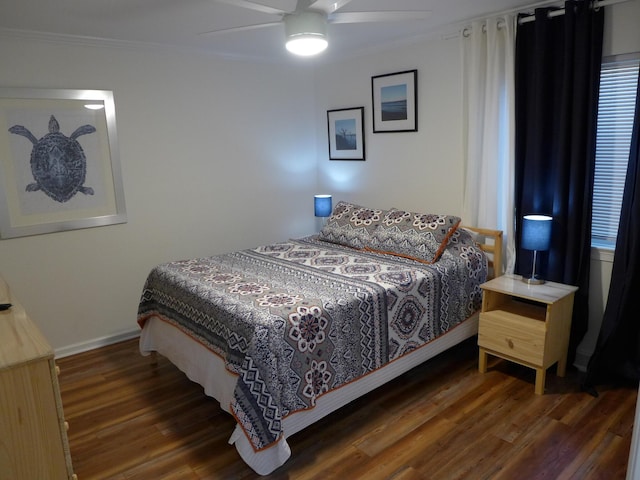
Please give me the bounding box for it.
[9,115,96,203]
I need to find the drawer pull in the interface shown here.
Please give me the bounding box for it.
[507,339,514,349]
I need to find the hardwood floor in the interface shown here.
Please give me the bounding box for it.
[57,337,637,479]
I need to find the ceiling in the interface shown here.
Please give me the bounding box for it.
[0,0,554,63]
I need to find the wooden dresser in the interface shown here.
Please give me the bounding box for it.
[0,277,76,479]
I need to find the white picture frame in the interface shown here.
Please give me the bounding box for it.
[0,88,126,238]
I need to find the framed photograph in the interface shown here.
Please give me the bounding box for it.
[372,69,418,133]
[0,88,127,238]
[327,107,365,161]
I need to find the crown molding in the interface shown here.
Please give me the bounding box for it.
[0,27,155,50]
[0,27,276,63]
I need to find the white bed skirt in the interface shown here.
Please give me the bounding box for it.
[139,314,479,475]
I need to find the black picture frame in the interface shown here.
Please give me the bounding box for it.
[327,107,365,160]
[371,69,418,133]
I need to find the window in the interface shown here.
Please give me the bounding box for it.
[591,54,640,249]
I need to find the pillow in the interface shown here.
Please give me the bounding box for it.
[443,227,488,279]
[459,227,481,244]
[318,201,385,249]
[366,209,461,263]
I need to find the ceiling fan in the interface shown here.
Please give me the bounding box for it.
[204,0,431,56]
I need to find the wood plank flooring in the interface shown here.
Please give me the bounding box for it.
[57,337,637,479]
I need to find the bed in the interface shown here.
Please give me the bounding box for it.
[137,201,502,475]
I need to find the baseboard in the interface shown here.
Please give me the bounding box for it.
[55,328,140,359]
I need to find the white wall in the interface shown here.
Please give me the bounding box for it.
[603,0,640,57]
[314,36,464,215]
[0,37,318,353]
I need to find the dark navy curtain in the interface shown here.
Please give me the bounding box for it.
[586,67,640,389]
[514,1,604,364]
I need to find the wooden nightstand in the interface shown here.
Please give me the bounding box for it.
[477,274,578,394]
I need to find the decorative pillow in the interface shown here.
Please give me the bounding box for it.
[459,227,481,244]
[443,227,488,280]
[318,201,385,249]
[366,209,461,263]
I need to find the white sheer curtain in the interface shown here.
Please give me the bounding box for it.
[461,15,516,274]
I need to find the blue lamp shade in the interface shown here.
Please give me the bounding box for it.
[521,215,552,251]
[314,195,332,217]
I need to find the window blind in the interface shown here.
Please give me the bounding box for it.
[592,55,640,249]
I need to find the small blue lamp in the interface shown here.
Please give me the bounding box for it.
[314,195,332,218]
[521,214,552,285]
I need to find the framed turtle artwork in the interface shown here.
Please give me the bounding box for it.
[0,88,126,238]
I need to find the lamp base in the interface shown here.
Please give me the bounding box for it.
[522,249,546,285]
[521,275,546,285]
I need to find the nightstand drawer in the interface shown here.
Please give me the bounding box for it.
[478,311,546,365]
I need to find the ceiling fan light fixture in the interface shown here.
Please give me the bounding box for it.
[286,34,328,56]
[285,11,328,56]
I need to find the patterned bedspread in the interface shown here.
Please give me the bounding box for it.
[137,234,486,451]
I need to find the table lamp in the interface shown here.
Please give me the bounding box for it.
[314,195,332,218]
[521,214,552,285]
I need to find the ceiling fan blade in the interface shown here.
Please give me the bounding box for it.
[199,21,282,36]
[308,0,353,14]
[212,0,287,16]
[329,11,431,24]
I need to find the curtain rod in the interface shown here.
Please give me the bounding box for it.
[442,0,631,39]
[518,0,630,24]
